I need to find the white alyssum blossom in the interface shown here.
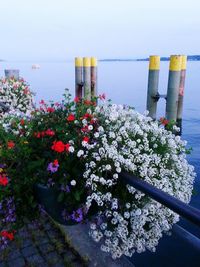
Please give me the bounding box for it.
[70,180,76,186]
[82,102,196,259]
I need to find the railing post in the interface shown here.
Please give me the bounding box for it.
[166,55,182,121]
[4,69,19,79]
[83,57,91,100]
[91,57,97,98]
[75,57,83,98]
[177,55,187,126]
[146,55,160,119]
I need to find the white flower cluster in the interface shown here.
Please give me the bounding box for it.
[0,77,34,122]
[82,104,195,259]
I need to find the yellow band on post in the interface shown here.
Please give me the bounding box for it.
[149,56,160,70]
[75,57,83,67]
[91,57,97,67]
[83,57,91,67]
[169,55,182,71]
[181,55,187,70]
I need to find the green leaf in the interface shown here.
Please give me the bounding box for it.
[57,192,65,203]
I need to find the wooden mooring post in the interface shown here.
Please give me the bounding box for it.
[146,56,160,119]
[75,57,83,98]
[146,54,187,130]
[4,69,19,79]
[83,57,91,100]
[165,55,182,121]
[177,55,187,127]
[91,57,98,98]
[75,57,98,99]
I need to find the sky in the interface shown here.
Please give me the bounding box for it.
[0,0,200,61]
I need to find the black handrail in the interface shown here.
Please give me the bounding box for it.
[120,172,200,227]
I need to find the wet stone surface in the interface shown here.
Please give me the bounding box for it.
[0,214,86,267]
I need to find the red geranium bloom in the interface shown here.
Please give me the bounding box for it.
[39,100,45,105]
[0,231,15,241]
[84,100,92,105]
[53,159,59,166]
[20,119,25,126]
[99,93,106,100]
[0,175,8,186]
[7,141,15,149]
[51,141,65,153]
[65,143,70,152]
[45,129,55,136]
[160,117,169,126]
[81,125,89,133]
[47,107,55,113]
[83,113,93,119]
[74,96,80,103]
[67,114,75,122]
[83,136,89,143]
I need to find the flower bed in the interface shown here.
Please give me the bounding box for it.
[0,85,195,258]
[0,77,34,121]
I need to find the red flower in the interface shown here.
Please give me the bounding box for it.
[7,141,15,149]
[39,100,45,105]
[74,96,80,103]
[99,93,106,100]
[0,231,15,241]
[83,136,89,143]
[160,117,169,126]
[53,159,59,166]
[20,119,25,126]
[34,132,41,138]
[67,114,75,122]
[83,113,93,119]
[51,141,65,153]
[45,129,55,136]
[81,125,89,133]
[84,100,92,105]
[0,175,8,186]
[65,143,70,152]
[47,107,55,113]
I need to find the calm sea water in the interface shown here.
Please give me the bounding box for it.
[0,60,200,266]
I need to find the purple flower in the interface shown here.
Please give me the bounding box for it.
[0,236,8,251]
[62,209,70,221]
[71,208,84,223]
[0,197,16,224]
[47,162,59,173]
[47,178,55,187]
[60,184,70,193]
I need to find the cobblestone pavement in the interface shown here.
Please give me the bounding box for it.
[0,214,87,267]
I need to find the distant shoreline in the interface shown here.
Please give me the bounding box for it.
[100,55,200,62]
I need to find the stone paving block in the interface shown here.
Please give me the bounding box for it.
[38,243,55,254]
[37,236,50,245]
[7,257,25,267]
[53,261,66,267]
[27,254,45,265]
[47,230,59,239]
[43,222,52,231]
[7,250,22,260]
[63,251,77,262]
[20,238,33,248]
[0,262,7,267]
[45,251,62,265]
[21,245,38,257]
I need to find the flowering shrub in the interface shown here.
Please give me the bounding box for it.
[0,90,99,247]
[83,104,195,259]
[0,77,34,121]
[0,164,16,250]
[0,90,195,257]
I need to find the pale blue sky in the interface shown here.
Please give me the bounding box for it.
[0,0,200,61]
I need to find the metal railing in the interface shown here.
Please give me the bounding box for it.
[120,172,200,227]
